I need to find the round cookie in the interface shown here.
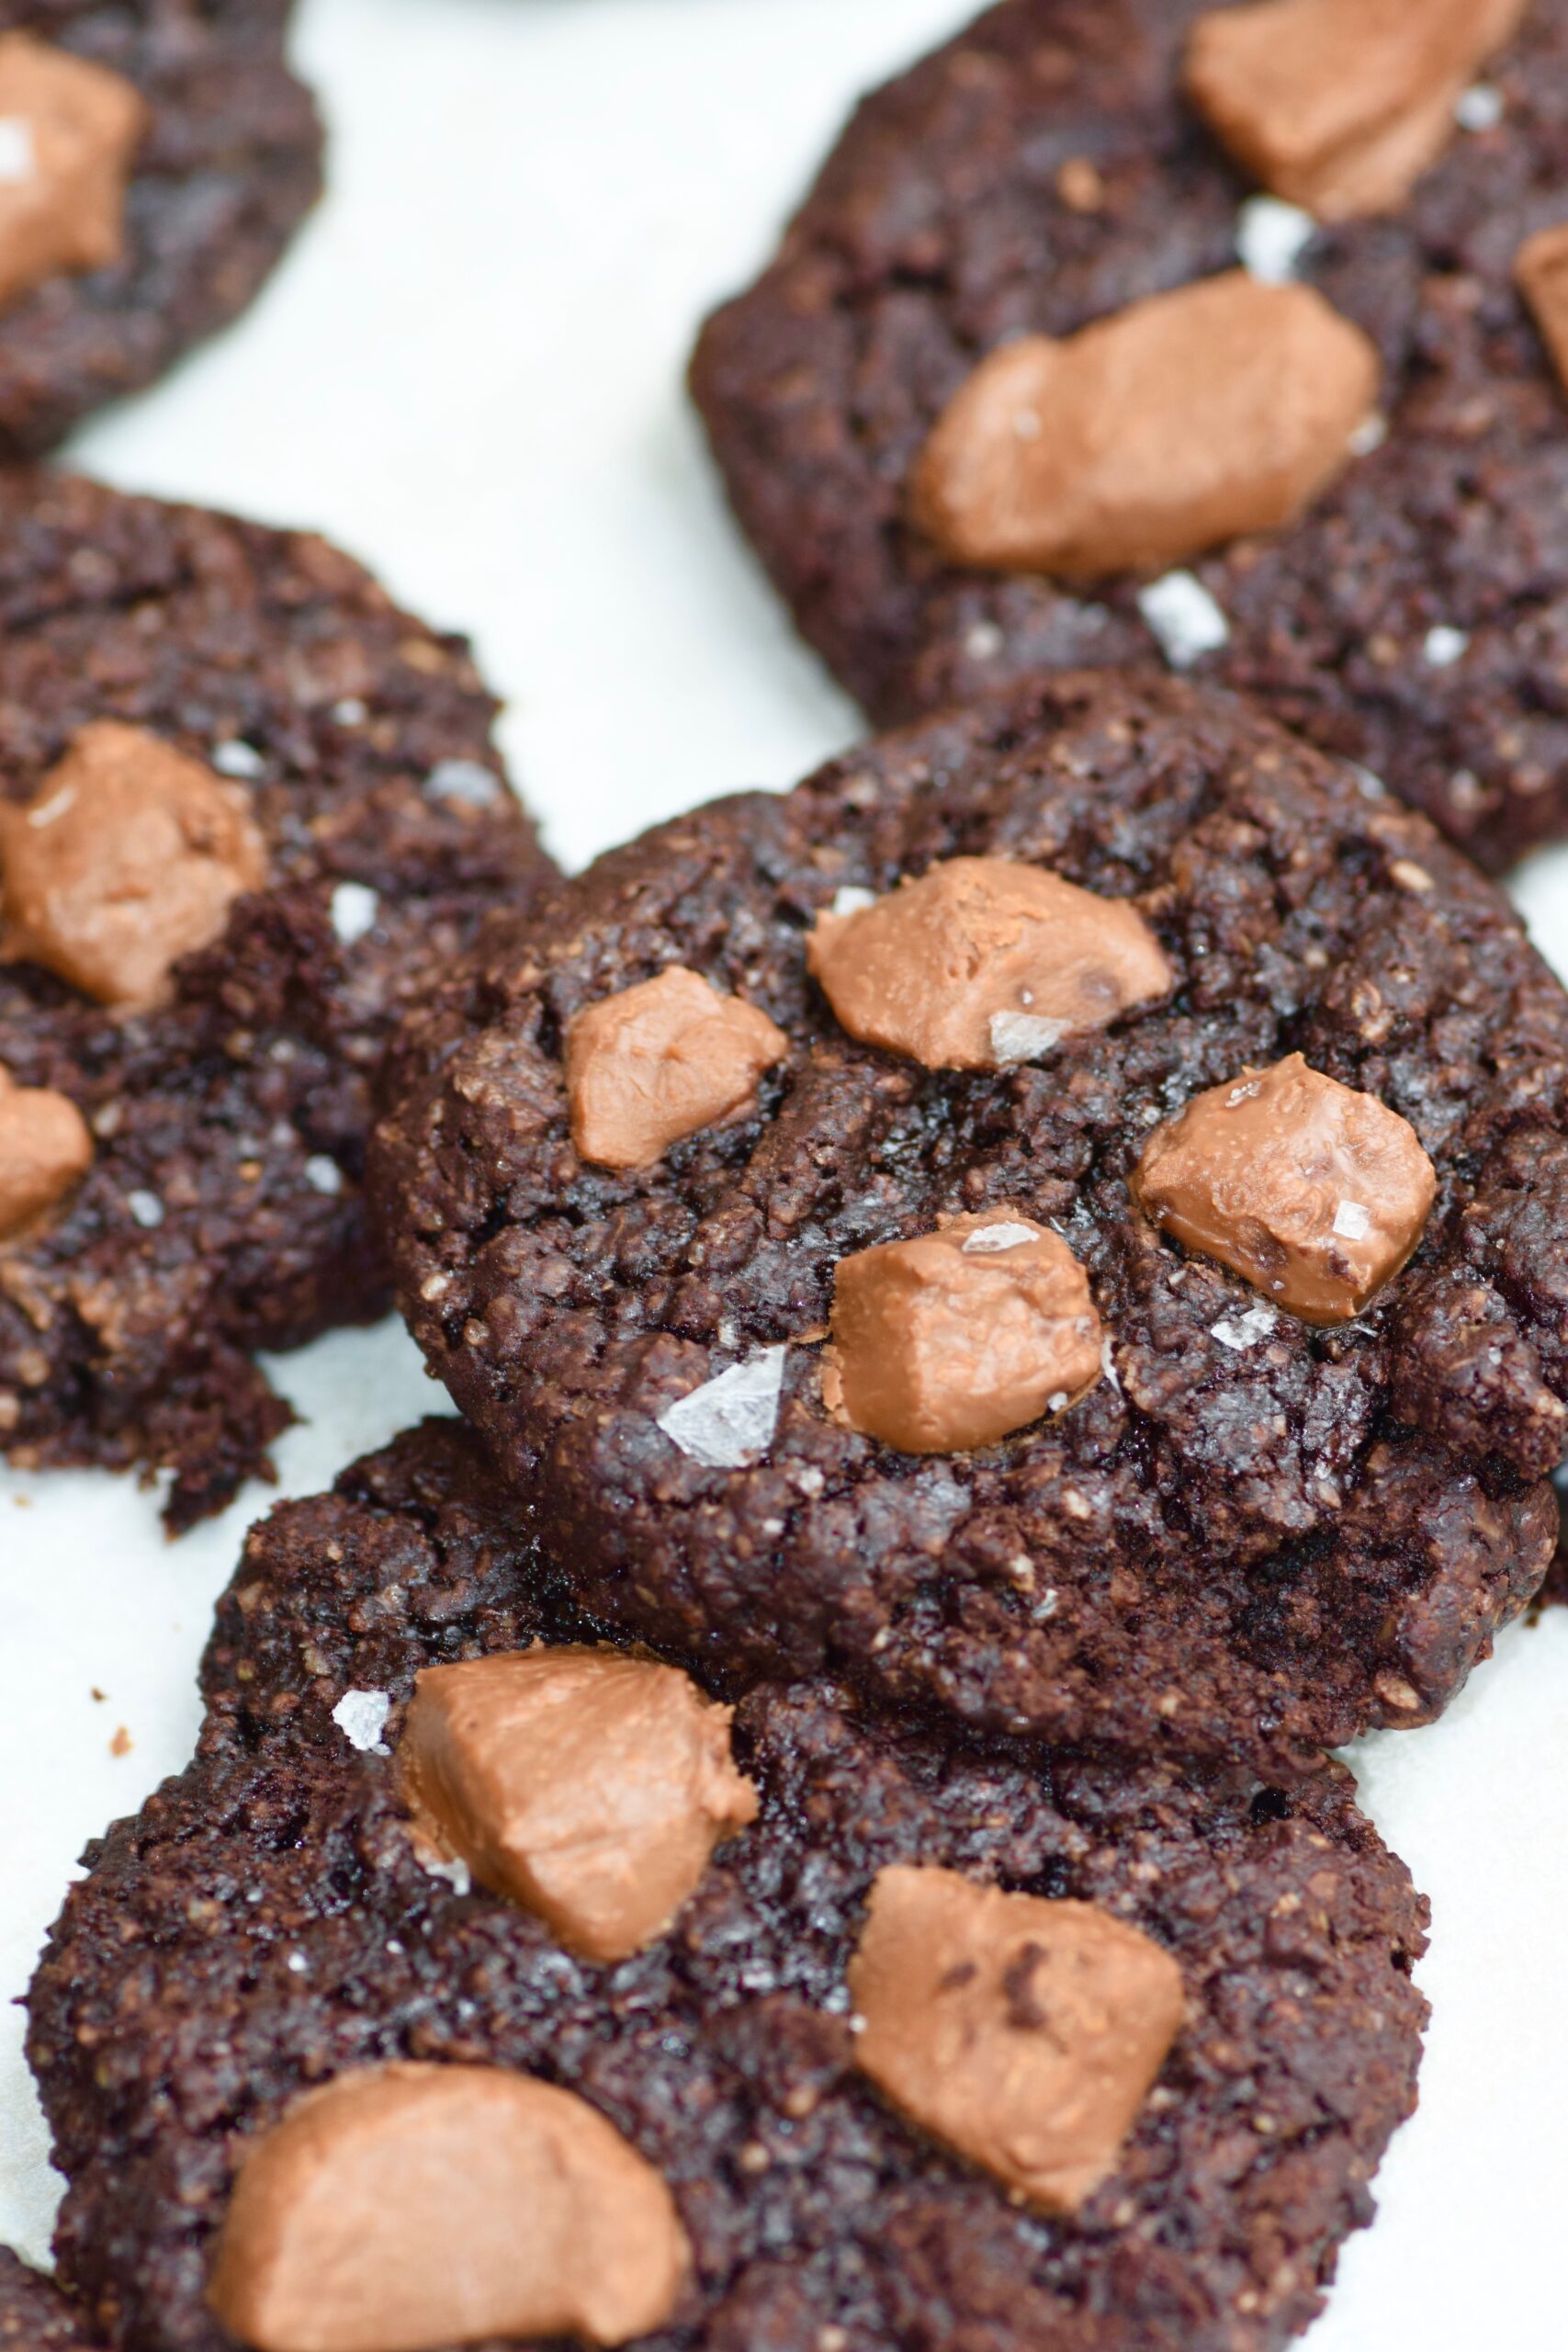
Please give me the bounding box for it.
[0,3,321,454]
[0,2254,100,2351]
[28,1421,1429,2352]
[692,0,1568,873]
[0,468,552,1529]
[373,673,1568,1768]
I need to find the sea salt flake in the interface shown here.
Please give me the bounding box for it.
[331,881,379,944]
[333,1689,391,1755]
[962,1220,1039,1254]
[304,1155,344,1196]
[285,1951,309,1975]
[1210,1306,1278,1351]
[1235,196,1314,283]
[1348,413,1388,457]
[333,697,368,726]
[1333,1200,1371,1241]
[964,620,1005,662]
[426,757,502,806]
[1456,84,1504,131]
[0,119,35,185]
[657,1347,788,1470]
[126,1190,164,1229]
[1424,625,1469,669]
[1137,571,1229,669]
[1350,763,1387,799]
[212,740,265,779]
[830,886,875,918]
[420,1851,472,1895]
[28,787,75,829]
[989,1012,1067,1066]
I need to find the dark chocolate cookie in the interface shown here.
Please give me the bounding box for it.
[28,1421,1429,2352]
[691,0,1568,873]
[0,468,551,1528]
[372,673,1568,1769]
[0,2255,98,2351]
[0,3,321,454]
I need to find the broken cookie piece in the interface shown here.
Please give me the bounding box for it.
[0,721,267,1011]
[1132,1052,1437,1324]
[807,858,1170,1071]
[823,1211,1102,1453]
[912,273,1378,579]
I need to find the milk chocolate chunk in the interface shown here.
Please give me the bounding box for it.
[0,34,147,314]
[400,1648,759,1962]
[0,1065,91,1240]
[1516,222,1568,394]
[1185,0,1528,221]
[848,1867,1185,2215]
[823,1212,1102,1454]
[807,857,1170,1071]
[209,2063,690,2352]
[910,274,1378,580]
[565,965,789,1169]
[0,722,267,1011]
[1132,1052,1437,1325]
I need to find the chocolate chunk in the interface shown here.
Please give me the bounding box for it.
[566,965,789,1169]
[0,34,146,314]
[911,274,1378,580]
[822,1212,1102,1454]
[1516,220,1568,394]
[849,1866,1186,2215]
[0,721,267,1011]
[400,1648,759,1961]
[807,857,1170,1072]
[1132,1052,1437,1324]
[1185,0,1528,220]
[208,2063,690,2352]
[0,1064,90,1240]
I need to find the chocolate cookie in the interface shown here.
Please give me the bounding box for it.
[28,1421,1429,2352]
[372,673,1568,1768]
[0,2255,98,2351]
[691,0,1568,873]
[0,4,321,454]
[0,469,551,1528]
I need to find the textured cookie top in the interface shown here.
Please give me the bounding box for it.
[29,1423,1428,2352]
[374,673,1568,1766]
[691,0,1568,872]
[0,2,321,454]
[0,469,550,1526]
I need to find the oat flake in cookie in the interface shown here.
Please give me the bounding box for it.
[0,469,550,1529]
[0,3,321,455]
[691,0,1568,873]
[374,674,1568,1768]
[28,1423,1429,2352]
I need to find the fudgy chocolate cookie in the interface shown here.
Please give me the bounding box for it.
[692,0,1568,873]
[0,2255,98,2351]
[0,469,550,1527]
[373,673,1568,1768]
[28,1422,1429,2352]
[0,4,321,454]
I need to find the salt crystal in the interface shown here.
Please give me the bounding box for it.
[0,119,35,185]
[126,1190,164,1229]
[1210,1306,1278,1351]
[333,697,368,726]
[657,1347,788,1470]
[426,757,502,806]
[304,1155,344,1196]
[285,1951,309,1975]
[332,1689,391,1754]
[830,886,875,918]
[421,1852,472,1895]
[1424,626,1469,669]
[1350,763,1387,799]
[1332,1200,1371,1241]
[961,1220,1039,1253]
[964,620,1005,661]
[1455,84,1504,131]
[1348,413,1388,457]
[1235,196,1314,284]
[1137,571,1229,669]
[331,881,379,944]
[212,740,265,779]
[989,1012,1067,1066]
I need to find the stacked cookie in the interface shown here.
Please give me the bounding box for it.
[10,4,1568,2351]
